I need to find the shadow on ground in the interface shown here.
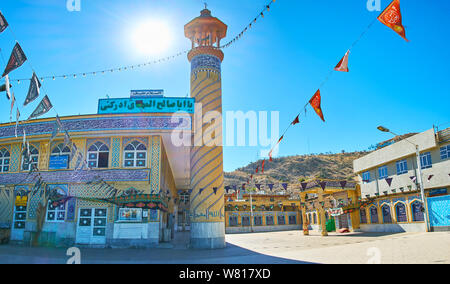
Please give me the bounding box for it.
[0,242,313,264]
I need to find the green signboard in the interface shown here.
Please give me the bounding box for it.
[98,97,195,114]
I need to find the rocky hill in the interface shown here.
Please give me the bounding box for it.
[224,151,369,187]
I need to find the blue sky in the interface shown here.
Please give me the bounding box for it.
[0,0,449,172]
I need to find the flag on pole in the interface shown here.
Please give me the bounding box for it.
[0,11,8,34]
[261,159,265,173]
[69,144,78,163]
[28,95,53,120]
[15,108,20,137]
[335,50,350,72]
[22,129,26,147]
[4,75,11,100]
[74,152,83,170]
[56,115,64,131]
[50,121,60,142]
[377,0,408,41]
[10,91,15,121]
[2,43,27,78]
[64,130,71,148]
[292,115,300,125]
[268,150,273,162]
[309,90,325,122]
[24,72,41,106]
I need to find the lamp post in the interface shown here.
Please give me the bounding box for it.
[377,126,429,232]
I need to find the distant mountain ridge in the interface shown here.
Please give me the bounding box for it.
[224,151,369,187]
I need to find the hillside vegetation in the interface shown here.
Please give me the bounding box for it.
[225,151,369,186]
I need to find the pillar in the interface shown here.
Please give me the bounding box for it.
[188,51,225,249]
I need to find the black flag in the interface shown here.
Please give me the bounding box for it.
[28,95,53,120]
[24,72,41,106]
[2,43,27,77]
[0,11,8,34]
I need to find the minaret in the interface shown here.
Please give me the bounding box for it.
[185,7,227,249]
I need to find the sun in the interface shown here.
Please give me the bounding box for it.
[131,19,173,56]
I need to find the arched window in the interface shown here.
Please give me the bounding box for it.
[0,148,10,173]
[124,141,147,168]
[360,208,367,224]
[22,145,39,171]
[395,203,408,223]
[381,204,392,223]
[411,200,424,222]
[370,206,379,224]
[87,142,109,168]
[49,143,71,170]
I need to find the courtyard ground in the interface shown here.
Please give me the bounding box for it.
[0,231,448,264]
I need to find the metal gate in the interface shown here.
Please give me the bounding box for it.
[427,195,450,231]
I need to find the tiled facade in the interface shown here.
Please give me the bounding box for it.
[0,113,186,248]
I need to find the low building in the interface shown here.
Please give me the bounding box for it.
[224,192,301,233]
[353,127,450,233]
[0,92,194,247]
[297,179,361,234]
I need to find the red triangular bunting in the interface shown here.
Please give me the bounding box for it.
[309,90,325,122]
[378,0,408,42]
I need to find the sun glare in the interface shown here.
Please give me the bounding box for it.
[131,19,173,56]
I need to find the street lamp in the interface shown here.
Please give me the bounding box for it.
[377,126,429,232]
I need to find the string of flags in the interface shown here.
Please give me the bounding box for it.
[12,49,190,84]
[0,8,86,160]
[8,1,277,84]
[220,0,276,49]
[248,0,409,180]
[224,182,289,194]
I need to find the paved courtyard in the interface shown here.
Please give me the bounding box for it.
[0,231,448,264]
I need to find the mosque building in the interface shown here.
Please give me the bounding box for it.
[0,8,228,249]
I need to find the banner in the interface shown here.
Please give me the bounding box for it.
[4,75,11,100]
[0,11,8,33]
[2,43,27,77]
[28,95,53,120]
[24,72,41,106]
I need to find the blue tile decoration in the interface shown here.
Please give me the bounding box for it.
[110,138,121,168]
[0,115,192,139]
[191,54,221,73]
[0,169,150,185]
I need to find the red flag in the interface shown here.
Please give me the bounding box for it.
[378,0,408,42]
[255,166,259,173]
[278,136,284,144]
[261,160,265,173]
[309,90,325,122]
[292,115,300,125]
[335,50,350,72]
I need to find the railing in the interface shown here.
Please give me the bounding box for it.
[437,128,450,143]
